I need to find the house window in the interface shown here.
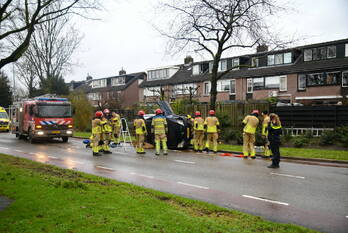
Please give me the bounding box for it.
[144,87,161,96]
[203,82,211,95]
[193,65,200,75]
[267,55,275,65]
[307,73,326,86]
[345,44,348,57]
[284,52,292,63]
[218,60,227,72]
[265,76,280,89]
[327,46,336,58]
[279,76,287,91]
[247,78,253,93]
[342,71,348,87]
[111,77,125,86]
[217,80,230,92]
[148,69,169,81]
[298,74,306,90]
[209,62,213,73]
[88,93,100,101]
[253,77,264,90]
[274,54,284,65]
[91,79,107,88]
[326,72,341,85]
[312,48,319,60]
[232,58,239,69]
[318,47,327,60]
[230,79,236,95]
[304,49,312,61]
[251,57,259,67]
[174,83,197,95]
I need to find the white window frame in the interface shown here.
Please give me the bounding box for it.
[218,60,227,72]
[265,76,280,89]
[342,71,348,87]
[298,74,306,90]
[144,87,161,97]
[230,79,236,95]
[279,76,287,91]
[193,65,200,75]
[91,79,107,89]
[203,81,211,96]
[345,44,348,57]
[209,61,213,73]
[232,58,239,69]
[274,54,284,65]
[284,52,292,64]
[217,79,230,92]
[267,55,275,66]
[327,46,336,59]
[111,77,125,86]
[247,78,253,93]
[304,49,312,61]
[251,57,259,67]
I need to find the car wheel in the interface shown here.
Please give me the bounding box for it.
[62,136,69,143]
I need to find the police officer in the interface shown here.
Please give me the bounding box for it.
[151,109,168,156]
[100,109,113,154]
[91,111,103,156]
[111,112,121,145]
[261,110,271,158]
[134,110,147,154]
[193,111,205,152]
[204,110,220,154]
[242,110,259,159]
[267,113,282,168]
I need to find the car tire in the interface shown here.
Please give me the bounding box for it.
[62,136,69,143]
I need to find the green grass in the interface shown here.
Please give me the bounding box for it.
[218,144,348,161]
[73,131,91,138]
[0,153,315,233]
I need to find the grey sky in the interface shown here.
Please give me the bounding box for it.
[67,0,348,82]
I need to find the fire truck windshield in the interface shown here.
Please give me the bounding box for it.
[0,112,8,118]
[36,104,72,118]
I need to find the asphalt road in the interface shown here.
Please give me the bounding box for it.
[0,133,347,233]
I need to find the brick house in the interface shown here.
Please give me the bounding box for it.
[139,38,348,105]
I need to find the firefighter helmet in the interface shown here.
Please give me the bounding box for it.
[95,111,103,118]
[155,109,162,115]
[209,110,215,115]
[195,111,201,116]
[138,110,145,116]
[251,109,259,115]
[103,109,110,114]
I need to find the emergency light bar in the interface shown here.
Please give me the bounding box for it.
[35,97,68,101]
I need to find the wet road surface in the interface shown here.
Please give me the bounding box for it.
[0,133,347,233]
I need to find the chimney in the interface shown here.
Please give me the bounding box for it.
[184,56,194,65]
[86,73,92,81]
[119,68,126,75]
[256,44,268,53]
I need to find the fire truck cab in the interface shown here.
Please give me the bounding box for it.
[10,95,73,143]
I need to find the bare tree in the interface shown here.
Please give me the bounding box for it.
[0,0,100,70]
[156,0,294,110]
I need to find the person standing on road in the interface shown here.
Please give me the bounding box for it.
[193,111,205,152]
[261,110,271,158]
[242,110,260,159]
[267,113,282,168]
[151,109,168,156]
[204,110,220,154]
[91,111,103,156]
[134,110,147,154]
[111,112,121,145]
[100,109,113,154]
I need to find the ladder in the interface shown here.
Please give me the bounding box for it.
[119,118,135,152]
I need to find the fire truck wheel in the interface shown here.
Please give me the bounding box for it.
[62,137,69,143]
[28,130,36,144]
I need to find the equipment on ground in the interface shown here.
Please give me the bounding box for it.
[118,118,135,152]
[9,94,73,143]
[0,107,10,132]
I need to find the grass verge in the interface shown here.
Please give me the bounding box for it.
[0,153,315,233]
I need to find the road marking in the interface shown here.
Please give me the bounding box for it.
[95,165,114,171]
[70,160,84,164]
[0,147,9,150]
[130,172,154,179]
[177,182,209,190]
[48,156,58,159]
[174,160,195,164]
[29,152,36,155]
[346,215,348,218]
[270,173,305,179]
[15,149,23,152]
[242,195,289,206]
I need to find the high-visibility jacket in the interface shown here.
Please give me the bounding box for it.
[92,118,102,134]
[194,117,205,131]
[204,116,220,133]
[242,115,259,134]
[111,114,121,127]
[151,115,167,134]
[267,123,282,143]
[101,119,113,133]
[262,116,270,136]
[134,118,147,135]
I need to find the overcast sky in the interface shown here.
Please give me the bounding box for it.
[67,0,348,82]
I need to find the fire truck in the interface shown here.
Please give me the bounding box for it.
[10,95,73,143]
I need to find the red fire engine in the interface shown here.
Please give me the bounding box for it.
[10,95,73,143]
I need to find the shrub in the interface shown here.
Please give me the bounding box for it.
[319,130,336,146]
[335,125,348,147]
[304,130,313,139]
[281,130,293,145]
[293,136,310,148]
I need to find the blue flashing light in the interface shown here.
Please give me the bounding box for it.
[36,97,68,101]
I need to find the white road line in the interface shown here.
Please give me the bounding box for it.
[70,160,84,164]
[15,149,23,152]
[270,172,305,179]
[95,165,114,171]
[29,152,35,155]
[177,182,209,190]
[242,195,289,206]
[130,172,154,179]
[0,147,9,150]
[48,156,58,159]
[346,216,348,218]
[174,160,195,164]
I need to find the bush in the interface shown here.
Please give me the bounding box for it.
[319,130,336,146]
[335,125,348,147]
[293,136,310,148]
[281,130,293,145]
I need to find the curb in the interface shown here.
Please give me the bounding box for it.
[72,136,348,165]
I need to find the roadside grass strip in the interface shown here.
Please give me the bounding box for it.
[0,153,317,233]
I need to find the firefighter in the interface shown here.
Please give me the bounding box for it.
[204,110,220,154]
[100,109,113,154]
[151,109,168,156]
[111,111,121,144]
[91,111,103,156]
[267,113,282,168]
[242,110,260,159]
[193,111,205,152]
[261,110,272,158]
[186,114,194,145]
[134,110,147,154]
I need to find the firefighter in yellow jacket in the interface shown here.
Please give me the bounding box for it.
[134,110,147,154]
[242,110,260,159]
[100,109,113,154]
[261,110,271,157]
[204,110,220,154]
[151,109,168,156]
[91,111,103,156]
[111,112,121,144]
[193,111,205,152]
